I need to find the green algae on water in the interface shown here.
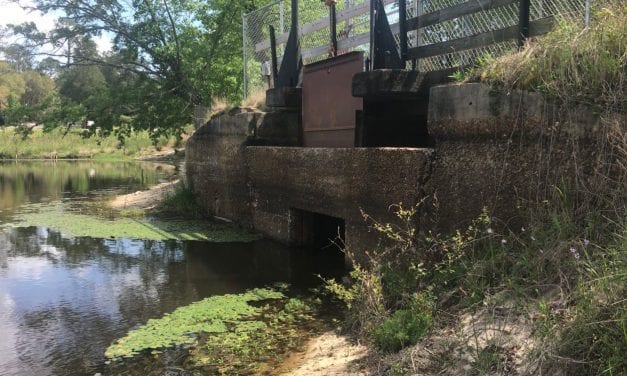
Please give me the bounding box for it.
[105,288,318,374]
[6,203,261,242]
[105,288,285,359]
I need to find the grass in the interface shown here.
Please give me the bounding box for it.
[326,199,625,373]
[241,88,266,111]
[208,88,267,120]
[0,126,189,160]
[155,184,207,219]
[463,0,626,112]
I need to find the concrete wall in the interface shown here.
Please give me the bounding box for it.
[427,83,624,232]
[186,108,431,263]
[186,109,299,226]
[186,82,623,262]
[245,147,432,263]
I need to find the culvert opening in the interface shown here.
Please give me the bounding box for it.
[291,209,346,277]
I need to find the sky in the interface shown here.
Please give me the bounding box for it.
[0,0,113,55]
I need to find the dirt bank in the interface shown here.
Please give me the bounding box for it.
[276,331,370,375]
[109,179,179,210]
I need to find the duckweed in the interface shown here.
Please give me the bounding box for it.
[105,288,285,359]
[106,288,318,374]
[5,203,261,242]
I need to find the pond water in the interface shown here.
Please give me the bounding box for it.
[0,161,333,376]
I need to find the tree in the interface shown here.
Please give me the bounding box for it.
[0,61,56,125]
[37,57,62,77]
[0,63,26,109]
[0,43,35,72]
[8,0,273,135]
[58,65,107,104]
[21,71,55,107]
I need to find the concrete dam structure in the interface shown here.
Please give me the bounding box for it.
[186,73,613,266]
[187,0,618,266]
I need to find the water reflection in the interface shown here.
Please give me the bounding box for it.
[0,161,331,376]
[0,160,173,211]
[0,226,317,376]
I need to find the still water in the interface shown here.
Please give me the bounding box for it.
[0,161,323,376]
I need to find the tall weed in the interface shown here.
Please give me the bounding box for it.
[473,0,626,111]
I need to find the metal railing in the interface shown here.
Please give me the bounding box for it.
[243,0,589,98]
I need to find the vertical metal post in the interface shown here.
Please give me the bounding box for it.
[270,25,279,83]
[242,14,248,99]
[399,0,407,62]
[369,0,375,71]
[292,0,298,34]
[412,0,419,71]
[584,0,590,27]
[330,4,338,57]
[518,0,530,47]
[280,0,285,33]
[276,0,300,88]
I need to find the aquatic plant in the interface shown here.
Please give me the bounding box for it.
[106,288,318,374]
[5,203,261,242]
[105,288,285,359]
[155,184,206,219]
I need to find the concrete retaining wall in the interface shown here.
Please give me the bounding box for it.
[246,147,432,262]
[186,109,299,226]
[186,83,623,262]
[428,83,623,232]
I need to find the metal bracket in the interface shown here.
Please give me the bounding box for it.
[371,0,403,70]
[276,0,302,88]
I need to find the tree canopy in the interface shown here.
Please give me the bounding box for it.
[3,0,271,136]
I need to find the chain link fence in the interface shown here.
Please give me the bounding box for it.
[243,0,385,97]
[415,0,587,71]
[243,0,589,98]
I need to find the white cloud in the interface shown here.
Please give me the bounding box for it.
[94,34,113,54]
[0,0,56,32]
[0,0,112,54]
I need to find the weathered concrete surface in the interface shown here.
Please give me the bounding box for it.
[245,146,433,264]
[352,70,433,147]
[266,87,302,110]
[427,83,624,232]
[187,82,623,263]
[186,109,300,225]
[352,69,454,98]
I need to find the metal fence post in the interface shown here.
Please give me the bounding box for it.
[518,0,530,47]
[242,14,248,99]
[330,3,338,56]
[270,25,279,83]
[369,0,374,70]
[584,0,591,27]
[399,0,407,61]
[280,1,285,33]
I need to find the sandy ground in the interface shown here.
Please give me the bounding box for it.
[109,179,179,210]
[276,331,370,376]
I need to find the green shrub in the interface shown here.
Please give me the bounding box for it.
[471,0,626,111]
[372,294,434,352]
[323,265,386,336]
[155,184,205,218]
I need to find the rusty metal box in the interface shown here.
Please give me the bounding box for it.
[302,51,364,147]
